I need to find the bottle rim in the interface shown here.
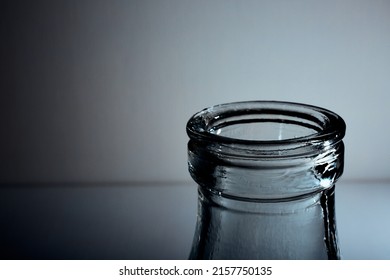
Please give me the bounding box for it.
[187,101,346,155]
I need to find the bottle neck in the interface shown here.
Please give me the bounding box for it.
[187,101,345,260]
[190,186,339,260]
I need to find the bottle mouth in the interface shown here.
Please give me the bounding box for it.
[187,101,346,157]
[187,101,346,200]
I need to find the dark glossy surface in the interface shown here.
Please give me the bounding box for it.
[0,181,389,259]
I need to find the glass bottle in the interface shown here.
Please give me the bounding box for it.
[186,101,346,260]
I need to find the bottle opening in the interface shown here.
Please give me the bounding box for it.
[209,113,321,141]
[186,101,346,200]
[187,101,345,147]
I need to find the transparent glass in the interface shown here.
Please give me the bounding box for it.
[186,101,346,259]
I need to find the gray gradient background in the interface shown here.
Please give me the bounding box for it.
[1,0,390,259]
[1,0,390,184]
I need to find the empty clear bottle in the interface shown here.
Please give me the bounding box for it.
[186,101,345,259]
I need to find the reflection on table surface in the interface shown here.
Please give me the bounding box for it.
[0,181,389,260]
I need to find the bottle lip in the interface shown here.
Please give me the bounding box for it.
[187,101,346,155]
